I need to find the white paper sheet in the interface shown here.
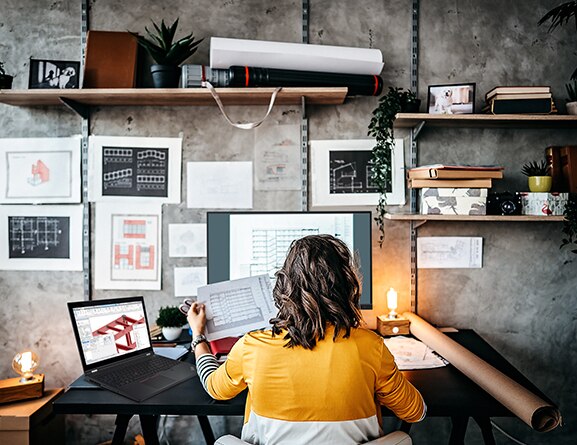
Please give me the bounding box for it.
[174,266,207,297]
[0,204,83,271]
[210,37,384,75]
[187,161,253,209]
[89,136,182,204]
[196,274,276,341]
[417,236,483,268]
[383,336,448,370]
[94,202,162,290]
[169,223,206,257]
[254,124,301,191]
[0,136,81,204]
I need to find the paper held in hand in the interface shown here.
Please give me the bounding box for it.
[196,274,276,341]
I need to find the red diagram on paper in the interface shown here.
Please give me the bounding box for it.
[92,315,145,352]
[28,160,50,186]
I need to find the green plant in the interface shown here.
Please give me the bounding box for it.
[566,80,577,101]
[561,194,577,253]
[368,87,418,246]
[129,18,203,66]
[539,1,577,79]
[156,306,187,328]
[521,159,549,176]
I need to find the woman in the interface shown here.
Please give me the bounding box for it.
[188,234,425,444]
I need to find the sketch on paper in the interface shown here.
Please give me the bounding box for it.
[417,236,483,269]
[174,266,207,297]
[94,202,162,290]
[0,204,83,271]
[0,136,81,204]
[89,136,182,204]
[169,224,206,257]
[254,124,301,191]
[329,150,379,194]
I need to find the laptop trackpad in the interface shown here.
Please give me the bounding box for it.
[144,375,173,388]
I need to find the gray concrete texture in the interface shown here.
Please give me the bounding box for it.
[0,0,575,443]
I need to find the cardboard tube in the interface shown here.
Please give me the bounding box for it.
[402,312,561,432]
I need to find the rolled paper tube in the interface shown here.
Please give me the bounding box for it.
[402,312,561,432]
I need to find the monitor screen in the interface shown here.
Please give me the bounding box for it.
[207,211,372,309]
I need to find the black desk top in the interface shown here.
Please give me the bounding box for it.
[54,330,553,418]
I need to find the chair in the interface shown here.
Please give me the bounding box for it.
[215,430,412,445]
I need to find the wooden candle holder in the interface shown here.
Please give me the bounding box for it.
[0,374,44,404]
[376,315,410,337]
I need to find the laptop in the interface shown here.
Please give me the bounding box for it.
[68,296,196,402]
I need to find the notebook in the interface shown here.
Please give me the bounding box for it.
[68,296,195,401]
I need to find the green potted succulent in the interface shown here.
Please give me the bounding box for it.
[0,61,14,89]
[156,306,187,341]
[129,18,203,88]
[521,159,552,192]
[368,87,419,245]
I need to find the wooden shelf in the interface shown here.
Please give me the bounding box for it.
[385,213,565,222]
[0,87,348,107]
[393,113,577,129]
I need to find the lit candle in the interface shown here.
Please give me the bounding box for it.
[21,351,32,373]
[387,287,398,319]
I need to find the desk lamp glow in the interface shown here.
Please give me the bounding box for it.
[0,350,45,404]
[13,351,39,382]
[376,288,410,336]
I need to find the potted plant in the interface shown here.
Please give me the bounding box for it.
[521,159,552,192]
[129,18,203,88]
[368,87,419,245]
[566,80,577,114]
[0,62,13,89]
[156,306,187,341]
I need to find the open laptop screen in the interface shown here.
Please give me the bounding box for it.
[69,297,152,369]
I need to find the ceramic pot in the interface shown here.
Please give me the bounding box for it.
[567,101,577,115]
[150,65,181,88]
[528,176,552,192]
[162,326,182,341]
[0,74,13,89]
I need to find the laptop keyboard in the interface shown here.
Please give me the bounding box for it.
[95,355,177,387]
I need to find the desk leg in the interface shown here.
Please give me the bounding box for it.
[112,414,132,445]
[448,416,468,445]
[198,415,216,445]
[472,417,496,445]
[139,414,160,445]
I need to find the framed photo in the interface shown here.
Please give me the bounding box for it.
[427,83,476,114]
[89,136,182,204]
[28,59,80,89]
[310,139,405,207]
[0,205,83,271]
[0,136,81,204]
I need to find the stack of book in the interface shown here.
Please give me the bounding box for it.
[483,86,556,114]
[408,165,504,215]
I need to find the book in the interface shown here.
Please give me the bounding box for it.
[485,86,551,101]
[209,336,240,358]
[484,98,554,115]
[408,178,492,188]
[490,93,552,100]
[409,165,503,180]
[83,31,138,88]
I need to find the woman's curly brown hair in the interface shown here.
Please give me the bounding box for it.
[270,234,363,349]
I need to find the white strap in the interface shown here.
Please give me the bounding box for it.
[203,81,282,130]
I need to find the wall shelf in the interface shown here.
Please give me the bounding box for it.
[394,113,577,129]
[0,87,348,107]
[385,213,565,222]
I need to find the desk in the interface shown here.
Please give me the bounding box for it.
[53,330,555,445]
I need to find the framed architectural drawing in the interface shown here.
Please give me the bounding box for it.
[89,136,182,204]
[310,139,405,207]
[94,202,162,290]
[0,204,83,271]
[0,136,81,204]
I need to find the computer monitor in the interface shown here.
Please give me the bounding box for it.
[207,211,372,309]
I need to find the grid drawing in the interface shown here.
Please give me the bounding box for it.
[8,216,69,259]
[206,287,263,332]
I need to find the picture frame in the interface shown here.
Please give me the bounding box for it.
[427,83,476,114]
[0,204,83,271]
[28,59,80,89]
[0,136,81,204]
[89,136,182,204]
[310,139,405,207]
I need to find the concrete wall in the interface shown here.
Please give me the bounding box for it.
[0,0,575,443]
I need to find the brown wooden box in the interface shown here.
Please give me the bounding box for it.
[376,315,411,336]
[0,388,64,445]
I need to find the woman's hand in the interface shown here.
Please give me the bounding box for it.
[187,302,207,337]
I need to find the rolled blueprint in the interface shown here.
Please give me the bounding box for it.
[210,37,384,75]
[402,312,561,432]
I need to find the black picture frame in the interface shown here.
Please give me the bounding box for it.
[28,59,80,89]
[427,82,476,114]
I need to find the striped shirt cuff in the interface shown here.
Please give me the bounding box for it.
[196,353,220,393]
